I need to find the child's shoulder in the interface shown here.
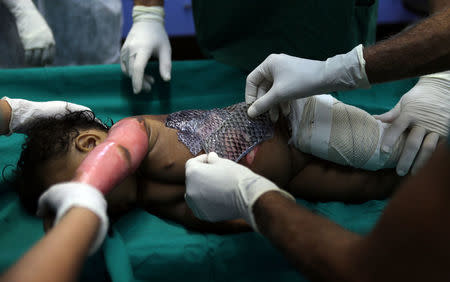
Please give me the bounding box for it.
[136,114,169,123]
[119,114,169,131]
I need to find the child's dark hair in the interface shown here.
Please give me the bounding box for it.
[13,110,110,214]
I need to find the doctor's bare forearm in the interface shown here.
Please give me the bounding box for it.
[429,0,450,12]
[134,0,163,6]
[253,192,363,281]
[254,144,450,282]
[364,6,450,83]
[0,99,12,135]
[0,208,100,282]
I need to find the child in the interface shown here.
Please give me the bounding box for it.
[13,97,403,233]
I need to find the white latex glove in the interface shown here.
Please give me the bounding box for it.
[121,6,171,94]
[37,182,108,255]
[246,44,370,120]
[374,71,450,176]
[185,152,295,231]
[2,97,92,134]
[2,0,55,66]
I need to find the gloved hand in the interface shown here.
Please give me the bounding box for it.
[374,71,450,176]
[245,44,370,120]
[121,6,171,94]
[2,0,55,66]
[37,182,108,255]
[2,97,92,134]
[185,152,295,230]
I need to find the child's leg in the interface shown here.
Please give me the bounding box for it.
[286,156,401,202]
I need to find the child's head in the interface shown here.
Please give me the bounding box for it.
[13,110,110,214]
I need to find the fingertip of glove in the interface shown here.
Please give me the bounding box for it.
[396,168,407,176]
[133,86,141,94]
[206,152,219,162]
[247,106,258,118]
[162,72,171,81]
[381,145,392,154]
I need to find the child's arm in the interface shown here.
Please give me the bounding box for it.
[138,178,252,234]
[74,116,149,194]
[287,156,401,202]
[290,95,407,173]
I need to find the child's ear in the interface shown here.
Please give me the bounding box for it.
[75,133,102,153]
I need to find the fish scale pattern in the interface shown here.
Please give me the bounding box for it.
[165,102,274,162]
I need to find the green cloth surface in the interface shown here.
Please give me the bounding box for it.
[0,61,417,281]
[193,0,378,71]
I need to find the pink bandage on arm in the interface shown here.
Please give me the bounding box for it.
[74,118,149,194]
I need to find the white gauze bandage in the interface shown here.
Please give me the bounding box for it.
[289,95,405,170]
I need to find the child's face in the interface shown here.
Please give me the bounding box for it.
[40,129,109,188]
[40,128,138,228]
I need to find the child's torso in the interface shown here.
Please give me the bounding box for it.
[106,111,311,218]
[139,114,196,184]
[138,112,310,187]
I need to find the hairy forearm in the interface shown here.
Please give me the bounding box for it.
[134,0,163,6]
[0,208,100,282]
[0,99,12,135]
[364,6,450,83]
[430,0,449,12]
[255,143,450,282]
[253,192,363,282]
[353,144,450,282]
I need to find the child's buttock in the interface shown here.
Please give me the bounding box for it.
[239,117,308,188]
